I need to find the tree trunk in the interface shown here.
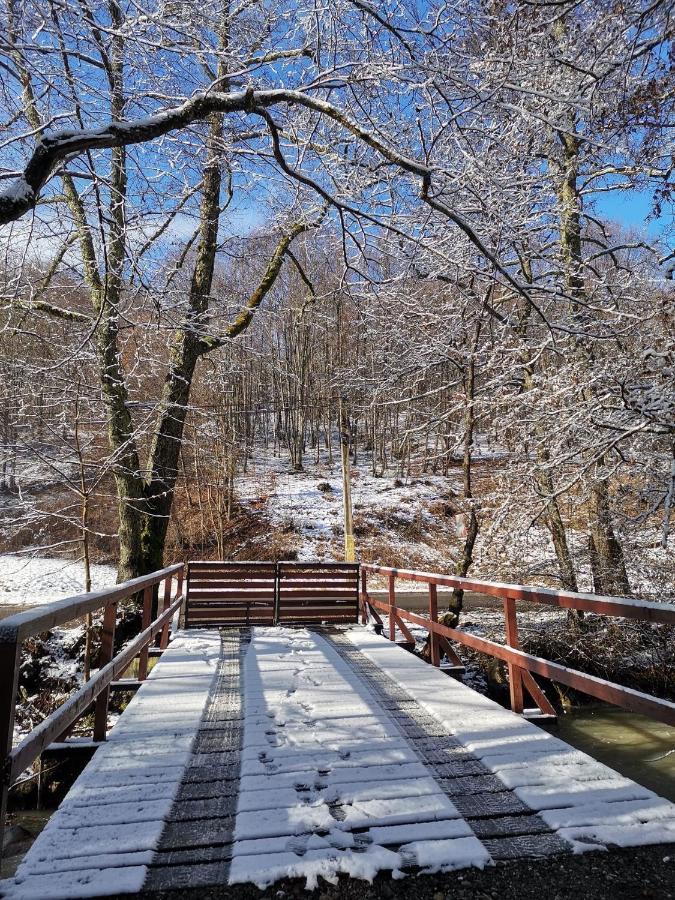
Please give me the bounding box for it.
[588,471,631,596]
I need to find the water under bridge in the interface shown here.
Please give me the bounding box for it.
[1,561,674,898]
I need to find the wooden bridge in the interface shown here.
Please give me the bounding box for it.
[1,561,674,898]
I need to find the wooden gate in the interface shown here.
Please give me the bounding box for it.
[277,562,360,624]
[185,561,359,627]
[185,561,277,628]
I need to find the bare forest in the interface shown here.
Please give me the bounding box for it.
[0,0,672,608]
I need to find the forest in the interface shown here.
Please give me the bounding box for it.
[0,0,672,608]
[1,6,675,887]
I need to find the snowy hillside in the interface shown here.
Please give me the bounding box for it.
[232,449,464,571]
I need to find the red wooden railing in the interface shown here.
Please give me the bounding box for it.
[360,563,675,726]
[0,563,184,861]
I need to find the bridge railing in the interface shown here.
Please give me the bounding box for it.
[360,563,675,727]
[0,562,184,858]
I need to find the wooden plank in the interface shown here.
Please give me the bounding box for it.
[278,561,359,568]
[186,610,275,620]
[277,599,358,609]
[0,633,20,867]
[280,604,358,611]
[438,635,464,668]
[521,670,556,717]
[189,595,275,602]
[188,560,276,568]
[93,602,117,741]
[503,597,524,714]
[277,590,358,599]
[388,573,396,642]
[186,608,275,619]
[279,585,357,592]
[278,569,358,578]
[159,570,177,650]
[429,584,440,667]
[137,585,153,682]
[190,578,274,594]
[188,590,276,600]
[189,619,274,627]
[394,613,416,645]
[188,615,274,623]
[360,567,368,625]
[277,571,358,577]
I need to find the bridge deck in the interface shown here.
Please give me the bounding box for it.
[2,626,675,899]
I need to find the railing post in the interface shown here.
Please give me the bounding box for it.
[159,572,175,650]
[184,563,191,629]
[503,596,524,714]
[388,573,396,642]
[273,563,281,626]
[176,565,184,616]
[137,585,153,681]
[0,632,20,869]
[93,601,117,741]
[360,567,368,624]
[429,583,440,667]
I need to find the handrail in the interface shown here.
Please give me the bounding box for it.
[361,564,675,624]
[360,564,675,727]
[0,562,185,864]
[0,563,183,643]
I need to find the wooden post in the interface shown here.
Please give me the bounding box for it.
[0,635,20,869]
[429,583,440,667]
[360,567,368,624]
[273,562,281,626]
[339,397,355,563]
[137,586,153,681]
[159,573,174,650]
[93,602,117,741]
[176,566,184,615]
[388,573,396,642]
[503,596,524,714]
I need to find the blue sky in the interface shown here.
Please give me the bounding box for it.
[596,189,673,241]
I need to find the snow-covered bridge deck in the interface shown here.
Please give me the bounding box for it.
[3,626,675,899]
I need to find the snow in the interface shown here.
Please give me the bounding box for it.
[236,448,461,564]
[345,628,675,853]
[229,627,489,888]
[0,629,221,900]
[0,176,33,204]
[4,625,675,896]
[0,554,117,608]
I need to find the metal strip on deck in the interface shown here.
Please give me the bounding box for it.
[2,625,675,898]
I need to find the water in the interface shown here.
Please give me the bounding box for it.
[556,706,675,802]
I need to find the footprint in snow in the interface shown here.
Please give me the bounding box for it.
[286,835,308,857]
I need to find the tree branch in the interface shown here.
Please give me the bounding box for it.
[199,216,321,352]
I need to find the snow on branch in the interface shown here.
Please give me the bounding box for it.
[0,87,429,228]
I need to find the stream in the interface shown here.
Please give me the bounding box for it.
[556,706,675,803]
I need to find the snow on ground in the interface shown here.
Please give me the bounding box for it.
[236,448,462,564]
[0,554,117,608]
[347,629,675,854]
[233,447,675,604]
[4,626,675,897]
